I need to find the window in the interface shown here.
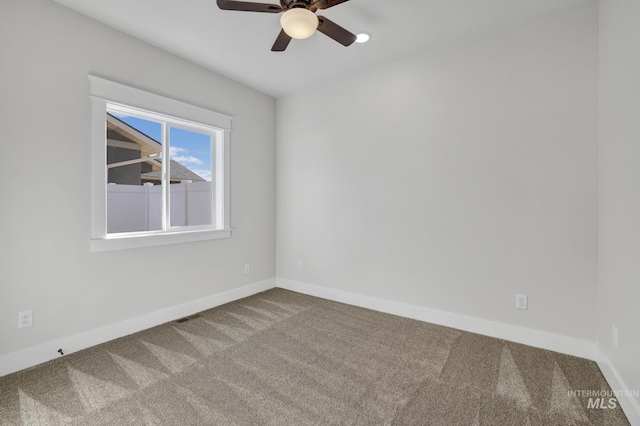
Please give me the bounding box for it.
[105,105,218,233]
[89,76,231,251]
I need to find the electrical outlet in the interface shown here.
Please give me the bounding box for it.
[612,325,618,348]
[296,261,303,272]
[18,310,33,328]
[515,294,528,310]
[244,264,250,275]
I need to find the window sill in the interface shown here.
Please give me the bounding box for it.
[90,229,231,252]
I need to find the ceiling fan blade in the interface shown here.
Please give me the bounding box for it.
[316,16,356,46]
[271,29,292,52]
[216,0,282,13]
[312,0,350,10]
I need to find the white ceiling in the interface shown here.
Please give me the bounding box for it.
[53,0,590,98]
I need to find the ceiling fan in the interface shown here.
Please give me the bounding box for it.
[217,0,357,52]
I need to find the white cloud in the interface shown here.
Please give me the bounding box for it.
[173,155,203,166]
[191,169,212,181]
[170,146,187,156]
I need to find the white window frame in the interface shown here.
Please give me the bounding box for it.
[89,75,232,252]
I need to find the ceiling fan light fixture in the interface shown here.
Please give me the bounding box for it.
[280,8,318,40]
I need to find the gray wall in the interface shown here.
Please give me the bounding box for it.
[0,0,276,357]
[3,0,637,413]
[598,0,640,409]
[276,3,599,340]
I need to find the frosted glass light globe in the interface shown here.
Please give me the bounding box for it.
[280,8,318,40]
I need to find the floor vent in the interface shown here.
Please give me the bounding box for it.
[175,313,202,323]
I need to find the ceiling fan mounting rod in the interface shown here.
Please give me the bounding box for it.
[282,0,314,10]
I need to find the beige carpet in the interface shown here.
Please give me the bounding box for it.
[0,289,631,425]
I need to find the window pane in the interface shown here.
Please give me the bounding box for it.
[169,127,213,227]
[106,112,163,233]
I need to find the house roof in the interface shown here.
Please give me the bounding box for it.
[107,113,161,160]
[141,160,206,182]
[107,113,206,182]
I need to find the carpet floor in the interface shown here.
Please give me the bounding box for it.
[0,289,631,425]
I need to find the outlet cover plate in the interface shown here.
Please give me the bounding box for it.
[18,310,33,328]
[516,294,528,310]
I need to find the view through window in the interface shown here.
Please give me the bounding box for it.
[106,105,217,235]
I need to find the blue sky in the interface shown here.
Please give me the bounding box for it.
[113,114,212,181]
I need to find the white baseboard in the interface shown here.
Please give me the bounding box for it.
[0,278,276,377]
[277,278,596,359]
[596,346,640,425]
[4,277,638,424]
[277,278,640,424]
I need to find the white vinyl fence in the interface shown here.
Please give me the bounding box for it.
[107,181,213,233]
